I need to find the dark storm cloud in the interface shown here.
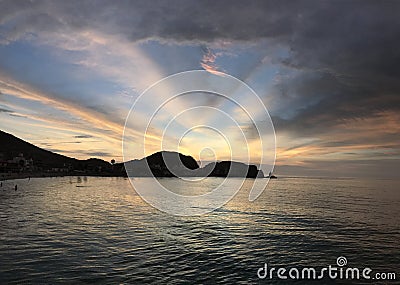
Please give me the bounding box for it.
[1,0,399,140]
[2,1,397,45]
[270,68,400,137]
[0,0,306,43]
[258,1,400,139]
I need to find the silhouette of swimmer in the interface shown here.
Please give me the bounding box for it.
[15,184,17,191]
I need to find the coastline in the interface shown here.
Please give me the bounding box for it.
[0,172,127,182]
[0,172,271,182]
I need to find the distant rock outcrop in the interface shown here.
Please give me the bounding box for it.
[195,161,262,178]
[124,151,199,177]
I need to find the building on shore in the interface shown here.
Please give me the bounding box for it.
[0,153,34,173]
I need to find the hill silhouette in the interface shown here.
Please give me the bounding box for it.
[1,130,265,178]
[124,152,264,178]
[0,130,111,171]
[124,151,199,177]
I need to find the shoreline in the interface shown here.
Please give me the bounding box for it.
[1,172,271,182]
[0,172,127,182]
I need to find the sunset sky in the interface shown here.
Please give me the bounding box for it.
[0,0,399,177]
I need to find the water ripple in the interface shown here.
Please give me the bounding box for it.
[0,177,399,283]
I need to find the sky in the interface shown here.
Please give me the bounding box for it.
[0,0,399,178]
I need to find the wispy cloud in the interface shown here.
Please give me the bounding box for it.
[0,106,12,113]
[0,76,123,138]
[200,47,224,75]
[74,134,93,139]
[1,0,400,176]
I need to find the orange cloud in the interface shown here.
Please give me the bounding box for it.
[0,75,166,160]
[276,110,400,166]
[200,47,225,75]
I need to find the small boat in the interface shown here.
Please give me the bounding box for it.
[268,171,277,179]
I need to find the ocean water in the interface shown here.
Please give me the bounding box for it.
[0,176,399,284]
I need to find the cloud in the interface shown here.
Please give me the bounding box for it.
[0,104,28,118]
[1,0,400,172]
[4,1,394,115]
[2,1,399,117]
[0,1,296,44]
[258,2,400,146]
[74,134,93,139]
[0,75,124,140]
[8,113,27,118]
[85,151,112,157]
[41,141,83,146]
[0,75,175,159]
[276,158,400,179]
[200,47,224,75]
[0,106,12,113]
[0,1,384,44]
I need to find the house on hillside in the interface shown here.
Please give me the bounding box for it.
[0,161,19,173]
[1,153,35,172]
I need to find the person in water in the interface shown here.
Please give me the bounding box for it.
[15,184,17,191]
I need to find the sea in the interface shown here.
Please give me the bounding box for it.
[0,176,399,284]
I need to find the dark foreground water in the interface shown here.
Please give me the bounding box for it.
[0,177,399,284]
